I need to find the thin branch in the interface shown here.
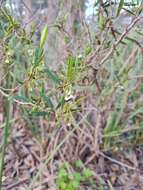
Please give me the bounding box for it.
[5,178,29,190]
[99,152,138,171]
[97,16,143,67]
[0,88,34,106]
[113,29,143,49]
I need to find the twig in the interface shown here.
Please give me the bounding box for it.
[129,75,143,79]
[5,178,29,190]
[99,152,138,171]
[83,19,93,44]
[97,16,142,67]
[87,16,142,68]
[23,8,40,27]
[94,113,102,156]
[0,88,35,106]
[113,28,143,49]
[86,45,101,65]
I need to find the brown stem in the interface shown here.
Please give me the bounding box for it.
[98,16,142,67]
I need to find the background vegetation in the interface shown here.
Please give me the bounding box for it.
[0,0,143,189]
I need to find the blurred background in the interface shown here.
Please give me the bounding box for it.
[3,0,142,69]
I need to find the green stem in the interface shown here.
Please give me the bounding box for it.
[0,69,11,189]
[0,98,11,189]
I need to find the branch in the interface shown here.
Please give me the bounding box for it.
[5,178,29,190]
[99,152,137,171]
[97,16,143,67]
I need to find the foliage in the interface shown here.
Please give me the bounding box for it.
[56,161,93,190]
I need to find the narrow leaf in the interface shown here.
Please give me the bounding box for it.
[129,107,143,119]
[44,68,61,84]
[40,93,54,109]
[13,95,30,103]
[34,47,43,66]
[56,96,65,109]
[31,111,49,117]
[94,0,100,7]
[40,25,48,48]
[116,0,124,17]
[104,112,119,134]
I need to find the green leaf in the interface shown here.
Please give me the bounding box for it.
[59,181,67,189]
[85,46,92,55]
[116,0,124,17]
[34,47,43,66]
[73,172,82,182]
[40,93,54,109]
[56,96,65,109]
[67,56,77,83]
[71,180,80,188]
[40,25,48,48]
[75,160,83,168]
[0,21,5,38]
[13,95,30,103]
[140,83,143,93]
[31,111,49,117]
[83,168,93,178]
[98,14,106,30]
[58,168,68,178]
[44,68,61,84]
[94,0,100,7]
[129,107,143,119]
[122,8,136,16]
[9,35,17,49]
[104,112,120,134]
